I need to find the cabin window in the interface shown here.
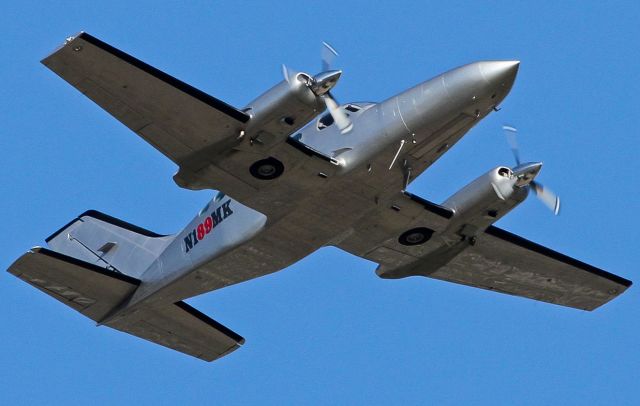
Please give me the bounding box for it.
[317,105,361,130]
[317,113,335,130]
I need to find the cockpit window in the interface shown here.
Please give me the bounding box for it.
[345,104,361,113]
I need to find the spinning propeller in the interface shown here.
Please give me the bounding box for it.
[282,42,352,133]
[502,125,561,215]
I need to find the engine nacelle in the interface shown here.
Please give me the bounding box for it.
[242,73,325,148]
[442,166,528,238]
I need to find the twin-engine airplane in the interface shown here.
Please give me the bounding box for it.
[8,32,632,362]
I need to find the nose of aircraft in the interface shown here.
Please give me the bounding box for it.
[441,60,520,109]
[479,60,520,87]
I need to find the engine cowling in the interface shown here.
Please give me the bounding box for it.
[441,166,528,239]
[242,73,325,148]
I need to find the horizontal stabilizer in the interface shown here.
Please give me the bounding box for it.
[107,302,244,362]
[8,247,244,361]
[8,247,139,321]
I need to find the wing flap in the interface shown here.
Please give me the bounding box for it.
[41,32,249,165]
[337,191,453,257]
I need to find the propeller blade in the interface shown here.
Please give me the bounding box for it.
[321,41,339,72]
[531,181,561,215]
[314,42,351,133]
[502,125,521,166]
[282,64,291,83]
[323,93,352,133]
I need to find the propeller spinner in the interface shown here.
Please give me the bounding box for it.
[281,42,352,133]
[503,125,561,215]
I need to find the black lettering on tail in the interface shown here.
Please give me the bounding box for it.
[222,200,233,218]
[184,233,193,253]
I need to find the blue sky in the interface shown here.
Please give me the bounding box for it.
[2,1,639,404]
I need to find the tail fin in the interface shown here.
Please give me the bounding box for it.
[8,247,243,361]
[45,210,174,279]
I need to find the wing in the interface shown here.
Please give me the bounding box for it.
[336,193,631,311]
[401,226,630,310]
[42,33,333,218]
[8,248,243,361]
[42,32,249,173]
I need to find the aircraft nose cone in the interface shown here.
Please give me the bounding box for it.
[479,60,520,87]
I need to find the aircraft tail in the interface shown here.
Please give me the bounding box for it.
[8,211,245,361]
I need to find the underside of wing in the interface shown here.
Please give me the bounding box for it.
[424,226,632,310]
[337,191,631,311]
[40,33,334,218]
[336,191,454,263]
[41,32,249,166]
